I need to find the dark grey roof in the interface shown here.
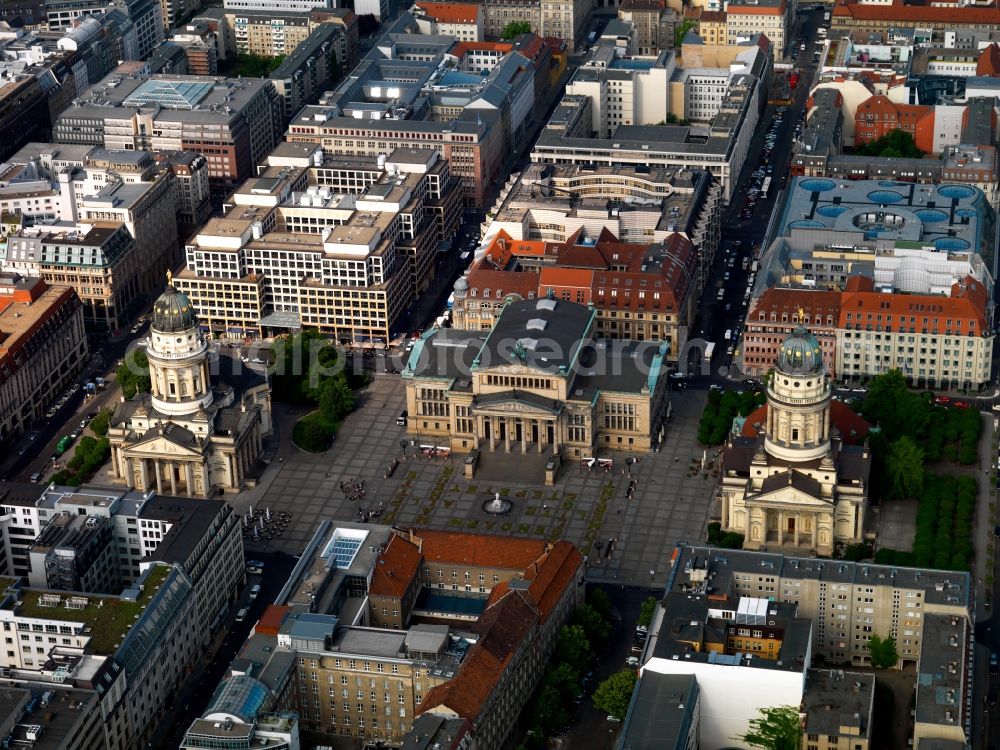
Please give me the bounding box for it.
[759,469,823,498]
[142,495,229,567]
[474,298,594,377]
[474,389,562,415]
[620,673,699,750]
[803,669,874,738]
[152,285,198,333]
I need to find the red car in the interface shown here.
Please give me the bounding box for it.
[934,396,951,405]
[952,401,970,409]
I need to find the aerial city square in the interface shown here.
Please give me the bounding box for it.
[0,0,997,747]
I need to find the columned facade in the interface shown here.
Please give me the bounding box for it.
[721,323,871,556]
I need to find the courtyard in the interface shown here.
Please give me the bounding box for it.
[233,375,715,584]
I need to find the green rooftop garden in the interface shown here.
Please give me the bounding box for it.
[9,565,172,655]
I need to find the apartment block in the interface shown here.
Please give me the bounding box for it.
[53,72,283,198]
[618,0,672,55]
[831,0,1000,39]
[44,0,164,59]
[0,276,87,448]
[659,546,972,749]
[221,0,335,16]
[481,0,591,47]
[174,145,461,342]
[158,150,212,235]
[411,2,482,41]
[726,0,789,57]
[184,522,583,750]
[221,8,358,70]
[801,670,875,750]
[166,23,219,74]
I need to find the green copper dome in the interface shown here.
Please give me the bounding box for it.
[152,285,197,333]
[777,324,823,376]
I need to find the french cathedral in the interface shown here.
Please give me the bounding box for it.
[720,323,871,555]
[107,281,272,497]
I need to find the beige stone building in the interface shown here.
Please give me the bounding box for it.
[108,284,272,497]
[618,0,668,55]
[404,297,671,464]
[720,324,870,556]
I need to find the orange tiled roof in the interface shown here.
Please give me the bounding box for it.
[450,41,513,59]
[412,529,549,570]
[418,591,539,720]
[369,533,422,598]
[978,43,1000,76]
[524,540,582,621]
[832,0,1000,24]
[413,1,479,23]
[539,266,595,289]
[839,276,988,334]
[741,402,870,444]
[726,2,784,15]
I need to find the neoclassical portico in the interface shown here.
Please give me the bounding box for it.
[721,321,871,556]
[108,281,271,497]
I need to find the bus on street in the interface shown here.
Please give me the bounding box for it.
[761,176,772,199]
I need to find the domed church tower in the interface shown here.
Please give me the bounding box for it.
[106,273,272,498]
[719,311,871,555]
[764,323,832,463]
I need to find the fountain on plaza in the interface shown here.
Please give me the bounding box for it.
[483,491,511,515]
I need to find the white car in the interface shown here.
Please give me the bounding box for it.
[626,656,640,667]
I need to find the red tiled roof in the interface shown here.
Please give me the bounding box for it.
[741,401,870,444]
[832,0,1000,24]
[700,9,727,22]
[524,540,582,621]
[749,287,842,326]
[726,2,784,15]
[412,530,549,570]
[539,266,595,289]
[464,269,540,300]
[978,43,1000,76]
[418,592,539,720]
[413,1,479,23]
[369,533,422,598]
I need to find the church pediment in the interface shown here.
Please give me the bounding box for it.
[473,388,563,415]
[126,432,205,458]
[749,487,833,509]
[474,399,560,415]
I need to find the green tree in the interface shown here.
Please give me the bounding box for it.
[868,634,899,669]
[116,349,150,399]
[738,705,803,750]
[674,18,697,48]
[592,670,637,720]
[572,603,611,647]
[886,435,925,499]
[530,684,568,735]
[555,625,593,675]
[587,587,612,620]
[89,408,112,437]
[855,129,923,158]
[318,375,355,422]
[544,662,581,699]
[501,20,533,39]
[638,596,657,628]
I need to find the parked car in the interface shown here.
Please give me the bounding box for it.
[235,607,248,622]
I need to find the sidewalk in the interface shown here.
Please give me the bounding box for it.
[971,411,995,750]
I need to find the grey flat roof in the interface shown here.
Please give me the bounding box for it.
[619,673,698,750]
[803,669,874,737]
[333,627,407,659]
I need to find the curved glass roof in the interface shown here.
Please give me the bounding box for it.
[206,676,270,722]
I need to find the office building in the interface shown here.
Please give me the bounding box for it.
[107,284,272,497]
[165,23,220,74]
[184,523,584,749]
[660,545,972,748]
[720,323,872,555]
[532,53,769,203]
[268,25,342,122]
[286,14,542,207]
[173,145,461,342]
[44,0,163,59]
[222,0,334,15]
[181,713,301,749]
[831,0,1000,39]
[404,297,671,470]
[725,0,789,56]
[3,222,141,331]
[454,229,700,360]
[53,72,283,197]
[0,275,87,448]
[158,150,212,235]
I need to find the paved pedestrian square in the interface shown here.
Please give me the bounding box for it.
[233,376,716,584]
